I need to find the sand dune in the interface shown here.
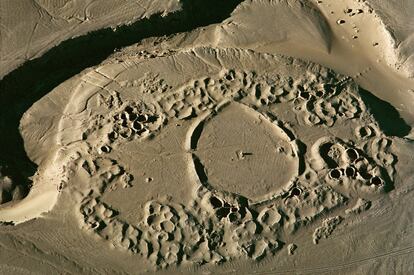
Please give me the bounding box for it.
[0,0,413,274]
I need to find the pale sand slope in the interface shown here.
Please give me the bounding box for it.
[1,46,413,273]
[0,0,180,77]
[368,0,414,78]
[0,0,414,274]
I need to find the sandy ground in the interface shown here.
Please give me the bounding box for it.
[0,0,180,77]
[0,0,413,274]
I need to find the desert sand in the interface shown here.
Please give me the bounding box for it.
[0,0,413,274]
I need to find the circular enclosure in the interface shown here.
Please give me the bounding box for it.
[189,103,299,202]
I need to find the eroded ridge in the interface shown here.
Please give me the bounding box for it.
[25,48,398,268]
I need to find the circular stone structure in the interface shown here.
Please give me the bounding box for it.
[189,102,299,202]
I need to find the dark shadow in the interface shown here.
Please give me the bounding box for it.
[192,154,209,185]
[0,0,242,196]
[190,121,205,150]
[359,88,411,137]
[319,142,338,169]
[296,140,307,175]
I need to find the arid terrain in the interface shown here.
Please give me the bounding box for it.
[1,0,413,274]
